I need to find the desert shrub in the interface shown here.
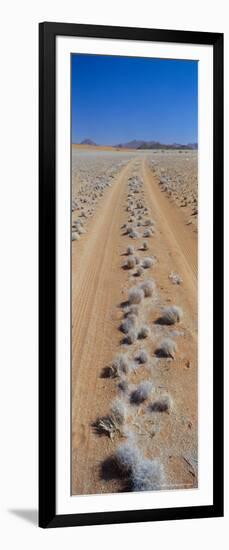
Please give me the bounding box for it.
[127,245,134,255]
[126,329,138,345]
[131,458,163,491]
[94,400,126,439]
[126,225,133,234]
[111,354,131,376]
[138,325,150,339]
[144,218,155,227]
[134,256,140,265]
[156,338,177,359]
[142,241,149,250]
[77,226,86,234]
[142,257,155,269]
[130,381,153,404]
[118,379,129,392]
[168,271,183,285]
[111,399,127,425]
[128,287,144,305]
[125,305,139,317]
[160,306,183,325]
[115,442,141,473]
[136,266,144,277]
[72,232,80,241]
[136,349,149,364]
[143,229,152,238]
[140,279,155,297]
[149,395,172,412]
[129,229,140,239]
[125,257,136,269]
[120,315,137,334]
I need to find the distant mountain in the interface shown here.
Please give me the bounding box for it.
[114,139,198,150]
[80,138,97,146]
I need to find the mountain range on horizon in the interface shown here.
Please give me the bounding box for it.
[79,138,198,150]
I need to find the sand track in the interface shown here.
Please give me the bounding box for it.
[72,156,197,495]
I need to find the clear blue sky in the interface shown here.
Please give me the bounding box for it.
[71,54,198,145]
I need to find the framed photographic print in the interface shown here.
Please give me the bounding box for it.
[39,22,224,528]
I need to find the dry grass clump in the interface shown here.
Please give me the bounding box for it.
[111,398,127,425]
[142,257,155,269]
[144,218,155,227]
[129,229,140,239]
[160,306,183,325]
[72,232,80,241]
[109,354,132,377]
[169,271,183,285]
[143,229,153,238]
[142,241,149,250]
[125,257,136,269]
[120,315,137,334]
[156,338,177,359]
[77,225,86,235]
[128,287,144,305]
[149,395,172,412]
[131,458,163,492]
[127,245,134,255]
[126,329,138,345]
[138,325,150,339]
[94,399,127,438]
[136,349,149,364]
[115,442,141,473]
[136,266,144,277]
[125,304,139,317]
[118,378,129,392]
[130,381,153,404]
[140,279,155,297]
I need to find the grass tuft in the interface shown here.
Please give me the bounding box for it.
[156,338,177,359]
[160,306,183,325]
[140,279,155,297]
[130,381,153,404]
[128,287,144,305]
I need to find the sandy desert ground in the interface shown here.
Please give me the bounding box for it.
[71,148,198,495]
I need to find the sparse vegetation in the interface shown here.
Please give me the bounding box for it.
[128,287,144,305]
[160,305,183,325]
[140,279,155,297]
[72,232,80,241]
[129,229,140,239]
[142,241,149,250]
[115,442,141,473]
[156,338,177,359]
[127,245,134,255]
[131,458,164,491]
[136,349,149,364]
[130,381,153,404]
[125,257,136,269]
[136,266,144,277]
[169,271,183,285]
[110,354,132,376]
[138,325,150,339]
[149,395,172,412]
[126,329,138,345]
[94,399,127,438]
[120,315,137,333]
[142,257,155,269]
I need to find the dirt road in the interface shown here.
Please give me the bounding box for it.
[72,156,198,495]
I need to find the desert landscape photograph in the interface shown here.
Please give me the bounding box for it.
[71,54,198,496]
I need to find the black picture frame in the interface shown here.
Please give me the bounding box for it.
[39,22,224,528]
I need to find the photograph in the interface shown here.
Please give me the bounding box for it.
[71,53,198,496]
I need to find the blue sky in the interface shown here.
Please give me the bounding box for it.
[71,54,198,145]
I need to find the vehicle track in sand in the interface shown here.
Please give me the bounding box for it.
[72,156,198,495]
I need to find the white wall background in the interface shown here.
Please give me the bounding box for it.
[0,0,228,547]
